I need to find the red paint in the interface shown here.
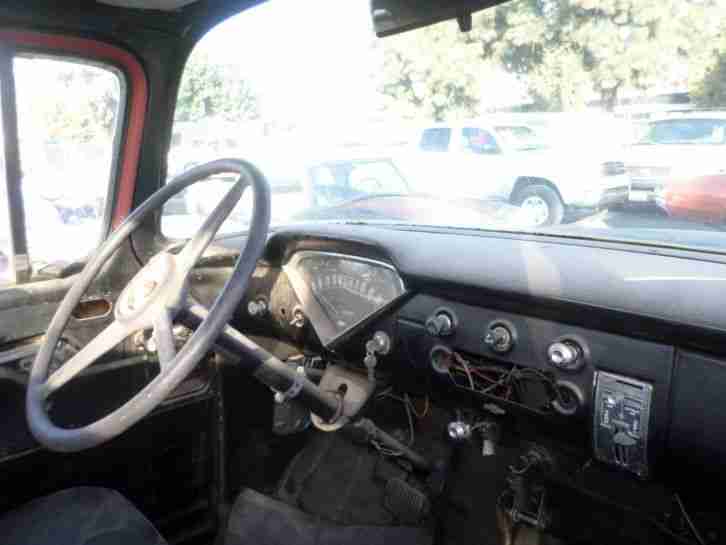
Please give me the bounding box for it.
[0,30,148,228]
[661,174,726,224]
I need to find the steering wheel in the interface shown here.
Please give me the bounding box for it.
[26,159,271,452]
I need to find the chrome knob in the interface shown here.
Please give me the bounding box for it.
[447,421,472,443]
[484,325,514,353]
[425,312,454,337]
[247,298,267,317]
[547,341,583,371]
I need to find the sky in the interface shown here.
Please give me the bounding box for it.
[199,0,382,127]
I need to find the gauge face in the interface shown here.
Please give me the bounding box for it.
[285,252,405,345]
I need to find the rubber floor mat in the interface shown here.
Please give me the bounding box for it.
[224,488,432,545]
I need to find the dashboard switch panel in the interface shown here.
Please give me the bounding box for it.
[593,372,653,478]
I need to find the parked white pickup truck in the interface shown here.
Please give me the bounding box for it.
[397,122,629,225]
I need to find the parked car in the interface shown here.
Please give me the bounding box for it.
[627,112,726,203]
[0,192,97,279]
[655,173,726,224]
[22,166,107,223]
[290,192,533,229]
[396,121,629,226]
[303,155,410,209]
[163,154,414,238]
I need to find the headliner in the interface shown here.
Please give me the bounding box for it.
[0,0,264,42]
[97,0,199,10]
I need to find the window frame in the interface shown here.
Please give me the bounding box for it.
[0,31,148,286]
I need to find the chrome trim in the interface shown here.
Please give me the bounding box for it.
[283,250,406,347]
[286,251,406,292]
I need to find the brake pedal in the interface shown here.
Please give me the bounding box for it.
[384,477,431,524]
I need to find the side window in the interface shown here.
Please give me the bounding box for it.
[462,127,500,154]
[419,128,451,152]
[0,55,122,285]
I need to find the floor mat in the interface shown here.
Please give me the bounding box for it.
[224,488,432,545]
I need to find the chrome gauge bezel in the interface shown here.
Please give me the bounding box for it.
[283,251,406,347]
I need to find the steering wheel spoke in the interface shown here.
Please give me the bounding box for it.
[43,319,134,396]
[152,308,177,370]
[176,176,247,277]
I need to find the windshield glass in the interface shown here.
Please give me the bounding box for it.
[162,0,726,253]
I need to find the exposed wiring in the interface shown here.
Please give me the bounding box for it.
[448,350,564,407]
[675,493,706,545]
[373,387,416,452]
[456,353,475,389]
[405,392,430,419]
[404,394,415,445]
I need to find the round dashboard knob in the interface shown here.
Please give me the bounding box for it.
[425,311,455,337]
[484,324,514,353]
[547,341,583,371]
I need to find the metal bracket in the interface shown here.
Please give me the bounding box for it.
[312,365,374,431]
[272,366,306,403]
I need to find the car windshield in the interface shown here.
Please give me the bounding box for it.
[161,0,726,253]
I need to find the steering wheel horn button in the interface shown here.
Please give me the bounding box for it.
[117,253,176,319]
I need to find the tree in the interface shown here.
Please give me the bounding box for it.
[378,0,726,117]
[15,58,121,145]
[480,0,726,111]
[378,21,487,121]
[691,36,726,108]
[175,51,259,123]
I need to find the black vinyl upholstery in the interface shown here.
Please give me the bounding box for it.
[0,487,167,545]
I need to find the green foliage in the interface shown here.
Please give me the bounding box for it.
[19,63,120,145]
[692,37,726,108]
[379,0,726,117]
[174,51,259,123]
[378,20,487,121]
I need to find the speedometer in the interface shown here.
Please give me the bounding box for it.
[284,251,406,345]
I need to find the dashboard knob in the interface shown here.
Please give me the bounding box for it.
[425,311,455,337]
[547,341,583,371]
[447,421,472,443]
[484,324,514,353]
[247,298,268,317]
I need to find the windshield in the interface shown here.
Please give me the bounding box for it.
[162,0,726,253]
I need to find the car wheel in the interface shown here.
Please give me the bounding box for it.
[514,184,565,226]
